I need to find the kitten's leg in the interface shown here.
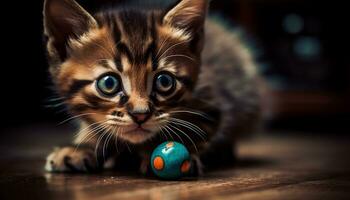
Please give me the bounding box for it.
[45,123,104,173]
[189,154,204,176]
[178,99,222,176]
[139,152,151,175]
[200,107,261,169]
[45,145,99,173]
[199,135,236,169]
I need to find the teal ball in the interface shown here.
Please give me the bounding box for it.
[151,141,191,179]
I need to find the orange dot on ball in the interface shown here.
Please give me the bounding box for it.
[153,156,164,171]
[181,160,191,173]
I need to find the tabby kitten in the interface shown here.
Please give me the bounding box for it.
[44,0,261,174]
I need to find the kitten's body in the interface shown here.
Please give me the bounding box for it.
[44,0,261,174]
[197,21,261,167]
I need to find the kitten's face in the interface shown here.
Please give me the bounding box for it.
[44,0,208,143]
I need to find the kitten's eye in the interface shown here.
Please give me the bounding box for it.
[97,75,121,96]
[155,73,176,94]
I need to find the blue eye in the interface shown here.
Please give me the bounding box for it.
[155,73,176,94]
[97,75,121,96]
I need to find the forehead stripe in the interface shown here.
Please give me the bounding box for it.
[116,42,133,63]
[116,40,157,68]
[114,58,123,72]
[150,13,159,71]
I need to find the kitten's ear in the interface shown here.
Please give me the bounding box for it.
[43,0,97,61]
[163,0,208,33]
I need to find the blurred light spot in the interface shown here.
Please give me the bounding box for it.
[294,37,321,60]
[283,14,304,34]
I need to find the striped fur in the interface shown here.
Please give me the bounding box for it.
[43,0,261,174]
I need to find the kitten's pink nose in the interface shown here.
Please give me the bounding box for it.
[134,114,148,122]
[128,111,152,125]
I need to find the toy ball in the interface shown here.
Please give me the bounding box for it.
[151,141,191,179]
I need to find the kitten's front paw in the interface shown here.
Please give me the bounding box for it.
[190,154,204,177]
[139,152,152,175]
[45,146,98,173]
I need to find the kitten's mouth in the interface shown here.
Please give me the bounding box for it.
[117,124,157,144]
[124,125,151,134]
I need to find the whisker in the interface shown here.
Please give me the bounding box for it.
[163,124,185,144]
[170,117,207,137]
[113,126,121,153]
[46,97,65,102]
[168,119,206,141]
[158,40,189,60]
[88,59,116,70]
[73,119,109,139]
[167,123,198,153]
[156,34,172,58]
[102,127,114,161]
[74,122,108,153]
[92,123,110,163]
[95,125,111,160]
[125,135,131,153]
[45,102,66,108]
[161,124,175,141]
[157,125,168,141]
[58,112,98,125]
[78,124,105,144]
[54,107,69,115]
[169,110,213,121]
[162,54,196,62]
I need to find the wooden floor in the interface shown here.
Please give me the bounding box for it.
[1,123,350,200]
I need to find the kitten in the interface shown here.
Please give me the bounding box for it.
[44,0,261,174]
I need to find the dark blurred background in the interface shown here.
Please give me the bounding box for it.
[1,0,349,134]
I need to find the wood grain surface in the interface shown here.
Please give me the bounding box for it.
[0,124,349,200]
